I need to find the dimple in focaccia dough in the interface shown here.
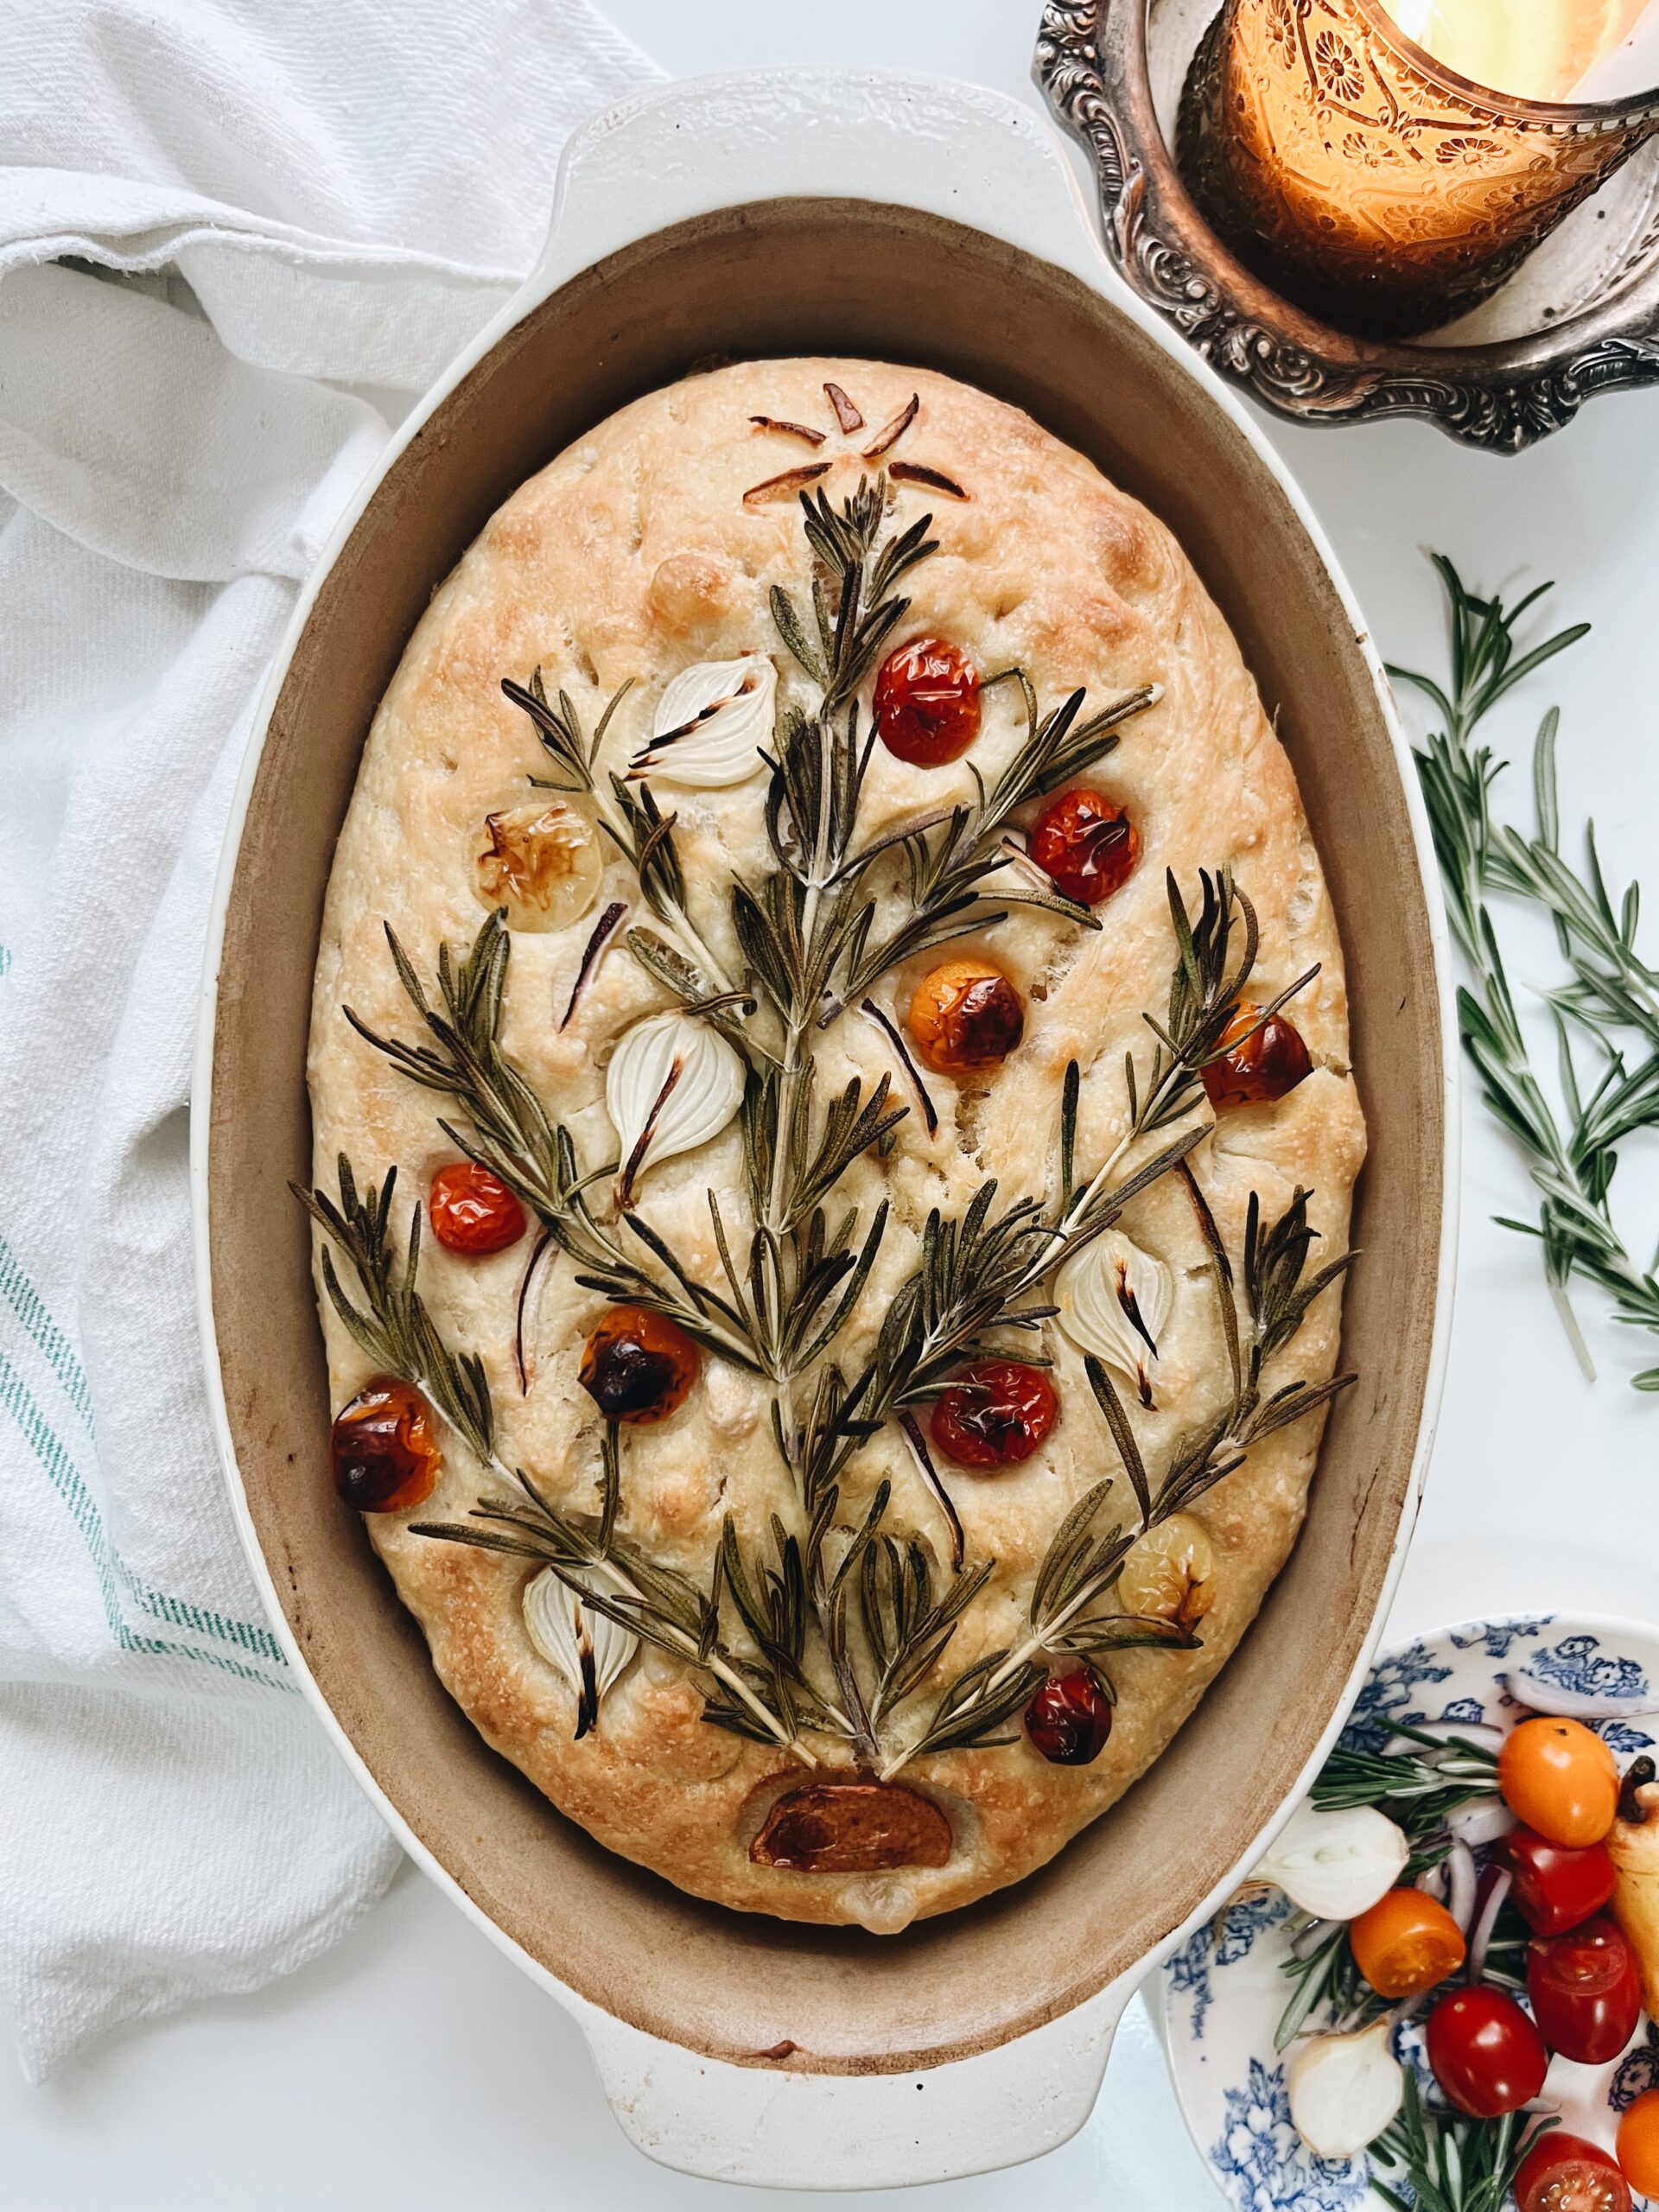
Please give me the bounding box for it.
[306,359,1366,1927]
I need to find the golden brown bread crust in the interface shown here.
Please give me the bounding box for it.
[306,359,1365,1927]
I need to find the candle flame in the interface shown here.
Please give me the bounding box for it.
[1383,0,1656,101]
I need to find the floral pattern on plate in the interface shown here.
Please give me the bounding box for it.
[1157,1613,1659,2209]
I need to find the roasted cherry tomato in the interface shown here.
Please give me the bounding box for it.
[1349,1886,1466,1999]
[930,1361,1058,1470]
[1515,2132,1631,2212]
[1528,1915,1643,2066]
[1618,2089,1659,2196]
[330,1376,441,1512]
[1028,788,1139,908]
[1199,1001,1312,1111]
[429,1160,527,1255]
[1505,1825,1618,1937]
[874,637,981,766]
[578,1304,700,1426]
[1025,1663,1114,1765]
[1426,1985,1549,2119]
[907,957,1025,1076]
[1500,1718,1620,1848]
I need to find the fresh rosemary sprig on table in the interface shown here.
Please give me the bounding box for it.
[1370,2075,1548,2212]
[1395,556,1659,1384]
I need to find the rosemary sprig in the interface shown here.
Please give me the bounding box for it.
[1312,1719,1500,1834]
[1370,2074,1548,2212]
[345,911,762,1371]
[887,1175,1354,1775]
[1394,556,1659,1383]
[299,1155,816,1757]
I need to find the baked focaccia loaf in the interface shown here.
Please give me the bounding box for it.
[305,359,1365,1929]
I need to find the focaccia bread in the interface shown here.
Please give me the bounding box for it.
[304,359,1365,1929]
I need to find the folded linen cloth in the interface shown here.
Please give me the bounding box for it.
[0,0,660,2082]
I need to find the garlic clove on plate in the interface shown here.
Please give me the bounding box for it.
[1054,1229,1173,1408]
[605,1010,747,1205]
[474,798,602,931]
[523,1567,637,1739]
[1286,2018,1403,2159]
[629,655,777,787]
[1254,1802,1409,1921]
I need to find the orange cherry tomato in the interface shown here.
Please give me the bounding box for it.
[1349,1885,1467,1999]
[1499,1718,1619,1848]
[1618,2088,1659,2197]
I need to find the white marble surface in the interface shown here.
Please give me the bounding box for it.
[10,2,1659,2202]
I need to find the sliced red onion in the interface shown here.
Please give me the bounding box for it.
[897,1411,963,1572]
[1504,1666,1659,1722]
[512,1229,554,1395]
[1291,1916,1341,1961]
[1416,1861,1449,1903]
[560,899,626,1030]
[1467,1867,1513,1986]
[1448,1798,1516,1849]
[1444,1838,1478,1936]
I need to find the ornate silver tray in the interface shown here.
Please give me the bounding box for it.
[1036,0,1659,450]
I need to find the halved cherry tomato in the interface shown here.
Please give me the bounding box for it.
[1515,2130,1631,2212]
[1505,1825,1618,1937]
[1500,1718,1619,1848]
[1618,2088,1659,2196]
[1349,1886,1466,1999]
[1426,1985,1549,2119]
[1528,1915,1643,2064]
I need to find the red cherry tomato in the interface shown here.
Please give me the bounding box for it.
[1028,788,1139,907]
[1426,1985,1549,2119]
[429,1161,526,1255]
[929,1361,1058,1470]
[1499,1717,1620,1847]
[874,637,981,766]
[1618,2089,1659,2196]
[329,1376,441,1512]
[1025,1663,1113,1764]
[1505,1826,1618,1937]
[1528,1916,1643,2066]
[1515,2131,1631,2212]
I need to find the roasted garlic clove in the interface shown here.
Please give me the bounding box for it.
[475,798,602,931]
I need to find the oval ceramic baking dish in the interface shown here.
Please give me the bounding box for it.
[193,70,1455,2190]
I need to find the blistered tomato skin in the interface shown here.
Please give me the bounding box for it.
[1500,1717,1620,1848]
[1025,1664,1114,1765]
[1029,789,1139,907]
[1426,1986,1549,2119]
[907,959,1025,1076]
[330,1377,441,1512]
[1528,1915,1643,2065]
[1200,1002,1313,1111]
[874,637,981,766]
[1618,2088,1659,2196]
[429,1161,527,1255]
[1515,2133,1631,2212]
[579,1305,700,1426]
[1505,1826,1618,1936]
[930,1361,1058,1470]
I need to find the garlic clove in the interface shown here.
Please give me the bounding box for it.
[1286,2018,1403,2159]
[1254,1802,1410,1922]
[629,655,777,788]
[1054,1229,1173,1408]
[605,1011,747,1206]
[1116,1513,1217,1632]
[475,798,602,931]
[523,1567,637,1739]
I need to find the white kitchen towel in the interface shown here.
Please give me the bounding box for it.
[0,0,661,2082]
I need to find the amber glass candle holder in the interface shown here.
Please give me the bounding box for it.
[1179,0,1659,337]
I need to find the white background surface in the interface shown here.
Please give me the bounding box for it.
[10,2,1659,2204]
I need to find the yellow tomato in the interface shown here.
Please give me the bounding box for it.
[1498,1717,1618,1848]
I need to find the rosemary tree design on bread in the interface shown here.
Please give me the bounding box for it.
[301,453,1353,1867]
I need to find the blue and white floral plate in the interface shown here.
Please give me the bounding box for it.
[1155,1615,1659,2210]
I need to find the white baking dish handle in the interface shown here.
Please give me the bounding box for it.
[515,72,1151,2190]
[527,65,1120,309]
[578,1973,1137,2190]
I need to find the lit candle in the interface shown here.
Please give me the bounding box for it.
[1386,0,1655,104]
